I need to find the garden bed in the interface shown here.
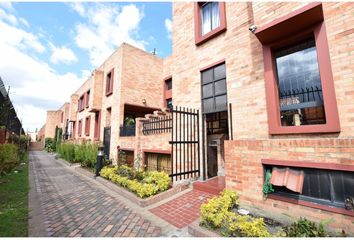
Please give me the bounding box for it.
[194,189,345,237]
[99,166,189,207]
[96,175,188,207]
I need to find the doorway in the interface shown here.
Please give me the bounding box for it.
[205,111,229,178]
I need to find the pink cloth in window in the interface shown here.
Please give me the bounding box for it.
[270,167,305,193]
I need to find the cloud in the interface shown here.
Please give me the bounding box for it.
[73,3,146,67]
[0,20,45,53]
[165,18,172,39]
[0,2,14,11]
[0,9,84,131]
[71,2,85,17]
[49,43,78,64]
[0,8,18,25]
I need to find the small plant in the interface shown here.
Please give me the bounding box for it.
[283,217,327,237]
[45,138,56,152]
[124,117,135,126]
[262,170,274,198]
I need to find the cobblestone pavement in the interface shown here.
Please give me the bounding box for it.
[28,151,162,237]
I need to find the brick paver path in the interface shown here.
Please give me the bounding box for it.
[29,151,161,237]
[149,190,215,228]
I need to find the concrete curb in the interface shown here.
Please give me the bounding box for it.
[188,219,220,237]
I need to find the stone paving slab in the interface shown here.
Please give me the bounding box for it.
[28,151,162,237]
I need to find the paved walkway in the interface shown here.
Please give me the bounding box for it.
[149,190,215,228]
[28,151,162,237]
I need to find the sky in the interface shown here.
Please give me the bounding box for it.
[0,2,172,132]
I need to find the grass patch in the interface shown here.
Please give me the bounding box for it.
[0,154,29,237]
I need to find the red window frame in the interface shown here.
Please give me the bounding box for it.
[85,116,90,136]
[105,68,114,96]
[94,111,101,140]
[255,3,340,135]
[86,90,90,108]
[163,76,172,108]
[78,120,82,137]
[194,2,226,46]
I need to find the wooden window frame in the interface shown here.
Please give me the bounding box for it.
[255,3,340,134]
[194,2,226,46]
[105,68,114,96]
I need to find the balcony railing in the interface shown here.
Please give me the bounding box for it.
[119,124,136,137]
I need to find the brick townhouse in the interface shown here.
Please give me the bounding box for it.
[43,2,353,233]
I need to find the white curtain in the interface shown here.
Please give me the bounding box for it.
[211,2,220,30]
[201,3,211,35]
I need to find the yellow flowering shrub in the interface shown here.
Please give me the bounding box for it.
[99,166,171,198]
[200,189,271,237]
[200,189,239,228]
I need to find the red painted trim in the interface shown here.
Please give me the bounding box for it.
[259,9,340,134]
[194,2,227,46]
[163,77,172,107]
[269,194,354,217]
[85,116,90,136]
[200,59,225,72]
[94,111,101,140]
[163,75,172,81]
[105,68,114,96]
[119,148,134,152]
[261,159,354,172]
[254,2,323,41]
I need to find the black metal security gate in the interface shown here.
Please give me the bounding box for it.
[103,126,111,159]
[170,106,200,180]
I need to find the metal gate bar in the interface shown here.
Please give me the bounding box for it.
[169,106,200,180]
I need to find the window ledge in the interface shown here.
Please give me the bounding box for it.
[195,25,227,46]
[268,194,354,217]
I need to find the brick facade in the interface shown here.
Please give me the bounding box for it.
[42,2,354,232]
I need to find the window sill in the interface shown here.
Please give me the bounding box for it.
[269,123,341,135]
[195,26,226,46]
[105,91,113,97]
[268,194,354,217]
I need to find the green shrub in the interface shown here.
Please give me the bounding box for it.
[223,213,270,237]
[200,189,239,228]
[45,138,55,152]
[100,166,171,198]
[57,142,98,167]
[200,189,271,237]
[0,144,19,174]
[283,218,327,237]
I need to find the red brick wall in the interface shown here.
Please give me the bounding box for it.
[224,139,354,234]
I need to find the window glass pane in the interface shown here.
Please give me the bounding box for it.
[201,3,211,35]
[165,79,172,90]
[214,63,226,80]
[275,38,326,126]
[215,95,227,111]
[215,79,226,95]
[203,98,214,113]
[211,2,220,30]
[201,69,213,84]
[203,83,213,98]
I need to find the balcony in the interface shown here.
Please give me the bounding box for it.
[119,124,136,137]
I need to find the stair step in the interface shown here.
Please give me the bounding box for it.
[192,176,225,195]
